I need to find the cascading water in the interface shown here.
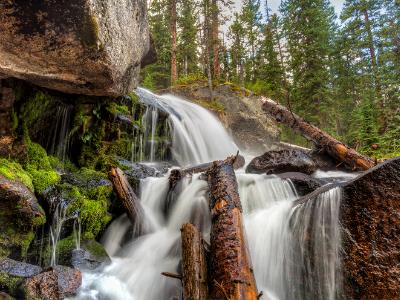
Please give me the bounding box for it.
[46,103,73,161]
[73,89,348,300]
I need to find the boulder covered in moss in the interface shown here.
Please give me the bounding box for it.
[0,175,46,259]
[0,0,154,96]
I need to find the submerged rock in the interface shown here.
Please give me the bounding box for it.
[246,149,317,175]
[296,157,400,299]
[0,175,46,259]
[0,0,154,96]
[24,266,82,300]
[277,172,323,196]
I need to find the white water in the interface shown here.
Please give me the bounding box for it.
[73,89,345,300]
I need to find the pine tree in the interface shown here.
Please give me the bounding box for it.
[341,0,385,131]
[170,0,178,85]
[178,0,199,76]
[240,0,262,82]
[280,0,336,127]
[228,13,246,85]
[142,0,171,89]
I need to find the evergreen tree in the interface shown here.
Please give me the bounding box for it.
[178,0,199,76]
[142,0,171,89]
[280,0,336,127]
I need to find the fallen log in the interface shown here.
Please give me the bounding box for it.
[109,167,147,235]
[261,97,375,171]
[181,223,208,300]
[169,153,245,190]
[206,156,258,300]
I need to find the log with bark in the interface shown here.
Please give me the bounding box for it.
[261,97,375,171]
[206,156,258,300]
[181,223,209,300]
[109,167,148,235]
[169,153,245,190]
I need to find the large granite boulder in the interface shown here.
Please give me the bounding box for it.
[0,175,46,259]
[296,157,400,299]
[246,149,317,175]
[0,0,154,96]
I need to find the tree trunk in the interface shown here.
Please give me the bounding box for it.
[170,0,177,86]
[211,0,220,80]
[362,6,385,132]
[109,167,148,235]
[206,157,258,300]
[203,0,214,100]
[181,223,209,300]
[261,98,375,171]
[169,154,245,190]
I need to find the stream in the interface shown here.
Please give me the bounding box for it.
[71,88,354,300]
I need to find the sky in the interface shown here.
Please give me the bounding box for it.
[233,0,346,16]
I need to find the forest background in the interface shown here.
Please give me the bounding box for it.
[141,0,400,158]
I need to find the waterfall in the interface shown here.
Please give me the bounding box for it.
[49,201,68,266]
[46,103,73,161]
[73,89,346,300]
[135,88,238,166]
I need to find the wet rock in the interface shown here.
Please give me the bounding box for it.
[168,83,279,154]
[122,161,170,192]
[50,237,110,270]
[0,258,42,297]
[0,175,46,259]
[0,0,154,96]
[246,149,317,175]
[296,157,400,299]
[24,266,82,300]
[0,259,42,278]
[277,172,323,196]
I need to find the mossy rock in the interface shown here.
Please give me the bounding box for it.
[0,272,23,297]
[0,176,46,260]
[42,236,110,269]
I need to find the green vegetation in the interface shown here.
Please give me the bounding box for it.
[0,159,34,191]
[24,141,60,194]
[143,0,400,159]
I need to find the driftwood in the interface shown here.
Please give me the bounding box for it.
[181,223,209,300]
[109,167,147,235]
[169,153,245,190]
[206,156,258,300]
[262,97,375,171]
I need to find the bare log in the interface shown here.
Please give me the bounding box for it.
[262,97,375,171]
[206,157,258,300]
[181,223,209,300]
[109,167,147,235]
[169,154,245,190]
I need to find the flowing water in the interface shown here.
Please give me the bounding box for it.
[46,103,73,162]
[72,89,349,300]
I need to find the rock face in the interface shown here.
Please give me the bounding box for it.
[246,149,317,175]
[169,83,279,153]
[296,157,400,299]
[0,175,46,259]
[24,266,82,300]
[0,0,154,96]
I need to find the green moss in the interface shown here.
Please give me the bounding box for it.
[61,179,112,240]
[23,142,60,193]
[0,272,23,295]
[0,159,34,191]
[128,92,140,105]
[107,102,130,115]
[20,91,51,128]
